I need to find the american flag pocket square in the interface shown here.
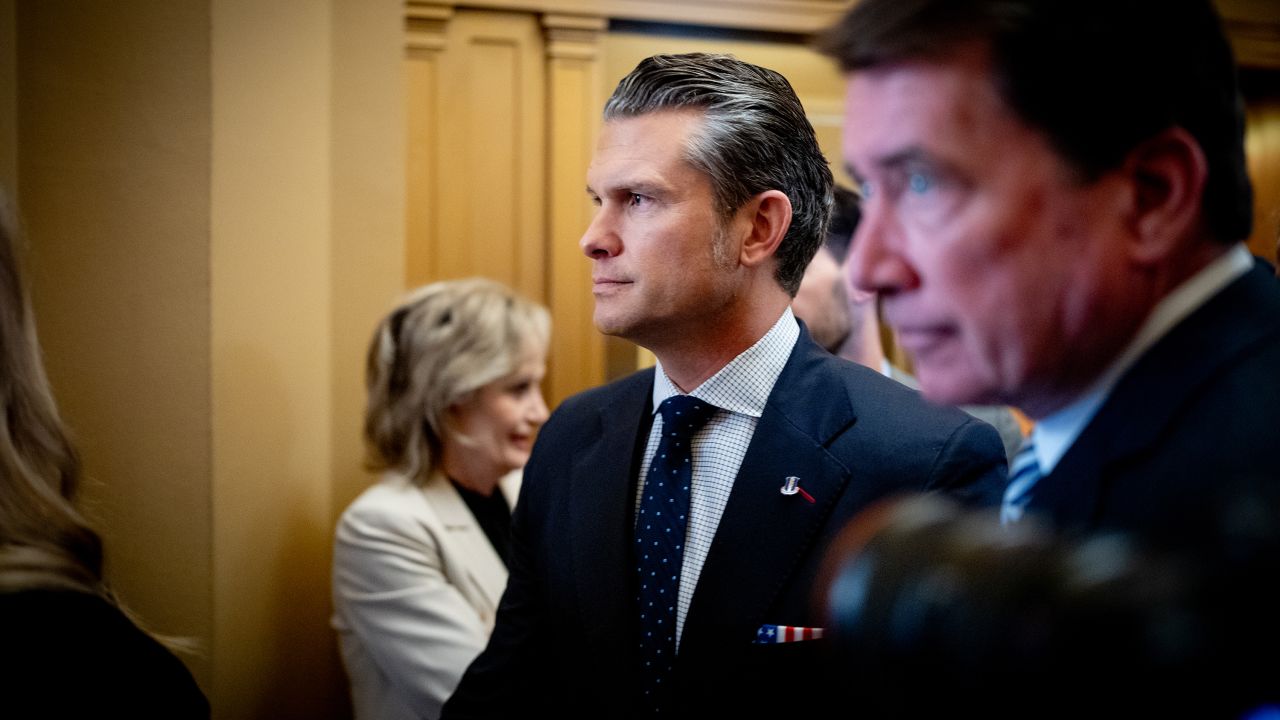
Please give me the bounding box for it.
[753,624,824,643]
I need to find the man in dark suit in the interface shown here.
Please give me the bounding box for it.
[823,0,1280,535]
[442,53,1006,718]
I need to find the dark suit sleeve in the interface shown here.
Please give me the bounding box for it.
[441,423,555,718]
[923,415,1008,508]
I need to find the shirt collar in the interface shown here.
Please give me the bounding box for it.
[651,307,800,419]
[1033,244,1253,473]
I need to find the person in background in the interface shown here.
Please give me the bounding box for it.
[792,186,1025,463]
[824,0,1280,532]
[332,278,550,720]
[0,190,209,717]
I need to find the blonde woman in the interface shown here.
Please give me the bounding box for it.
[0,191,207,716]
[333,278,550,720]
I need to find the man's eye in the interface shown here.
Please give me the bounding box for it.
[628,193,649,207]
[907,172,933,194]
[857,180,875,200]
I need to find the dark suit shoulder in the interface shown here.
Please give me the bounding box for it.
[789,349,993,452]
[1039,264,1280,532]
[770,335,1008,507]
[547,366,653,423]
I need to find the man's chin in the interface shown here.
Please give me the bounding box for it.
[591,311,632,339]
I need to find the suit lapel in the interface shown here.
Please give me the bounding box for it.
[567,371,654,651]
[680,336,855,657]
[420,474,508,616]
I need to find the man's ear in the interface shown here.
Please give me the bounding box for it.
[1122,126,1208,265]
[738,190,793,268]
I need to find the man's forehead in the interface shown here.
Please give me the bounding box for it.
[842,55,1017,167]
[596,109,704,151]
[587,112,705,185]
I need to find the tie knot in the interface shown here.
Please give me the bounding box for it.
[657,395,717,441]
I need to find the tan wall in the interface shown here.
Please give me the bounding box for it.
[9,1,404,718]
[209,1,338,717]
[210,1,405,717]
[330,0,410,546]
[15,0,216,687]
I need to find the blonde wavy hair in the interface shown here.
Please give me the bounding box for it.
[0,190,105,596]
[363,278,550,483]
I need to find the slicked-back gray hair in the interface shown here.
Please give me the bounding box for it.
[604,53,834,296]
[363,278,550,484]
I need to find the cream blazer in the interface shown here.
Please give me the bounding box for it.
[332,470,519,720]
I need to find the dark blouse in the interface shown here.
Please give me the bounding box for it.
[451,479,513,568]
[0,589,210,717]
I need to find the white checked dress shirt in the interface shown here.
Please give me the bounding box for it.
[635,307,799,647]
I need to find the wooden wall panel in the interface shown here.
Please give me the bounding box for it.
[405,39,442,283]
[407,10,546,301]
[545,14,607,405]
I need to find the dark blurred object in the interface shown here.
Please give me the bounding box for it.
[820,492,1280,719]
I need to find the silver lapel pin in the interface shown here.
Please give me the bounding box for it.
[781,476,815,503]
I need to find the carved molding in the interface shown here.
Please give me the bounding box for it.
[409,0,848,35]
[405,1,455,54]
[543,13,607,61]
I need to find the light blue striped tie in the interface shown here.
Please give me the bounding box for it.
[1001,437,1042,524]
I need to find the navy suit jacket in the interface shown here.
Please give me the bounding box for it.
[443,328,1006,718]
[1029,261,1280,537]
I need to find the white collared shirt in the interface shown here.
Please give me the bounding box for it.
[636,307,800,647]
[1032,244,1254,474]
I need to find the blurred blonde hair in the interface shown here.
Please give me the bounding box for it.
[0,190,105,597]
[363,277,550,483]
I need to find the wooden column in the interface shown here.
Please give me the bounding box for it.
[543,12,607,405]
[405,1,453,285]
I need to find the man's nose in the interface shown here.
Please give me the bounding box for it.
[580,209,621,259]
[845,204,918,296]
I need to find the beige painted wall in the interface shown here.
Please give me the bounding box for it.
[210,1,405,717]
[330,0,410,544]
[15,0,215,687]
[9,1,404,718]
[210,1,337,716]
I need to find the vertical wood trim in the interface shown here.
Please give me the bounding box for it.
[544,13,606,405]
[404,5,451,284]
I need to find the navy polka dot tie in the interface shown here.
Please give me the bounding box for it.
[635,394,717,714]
